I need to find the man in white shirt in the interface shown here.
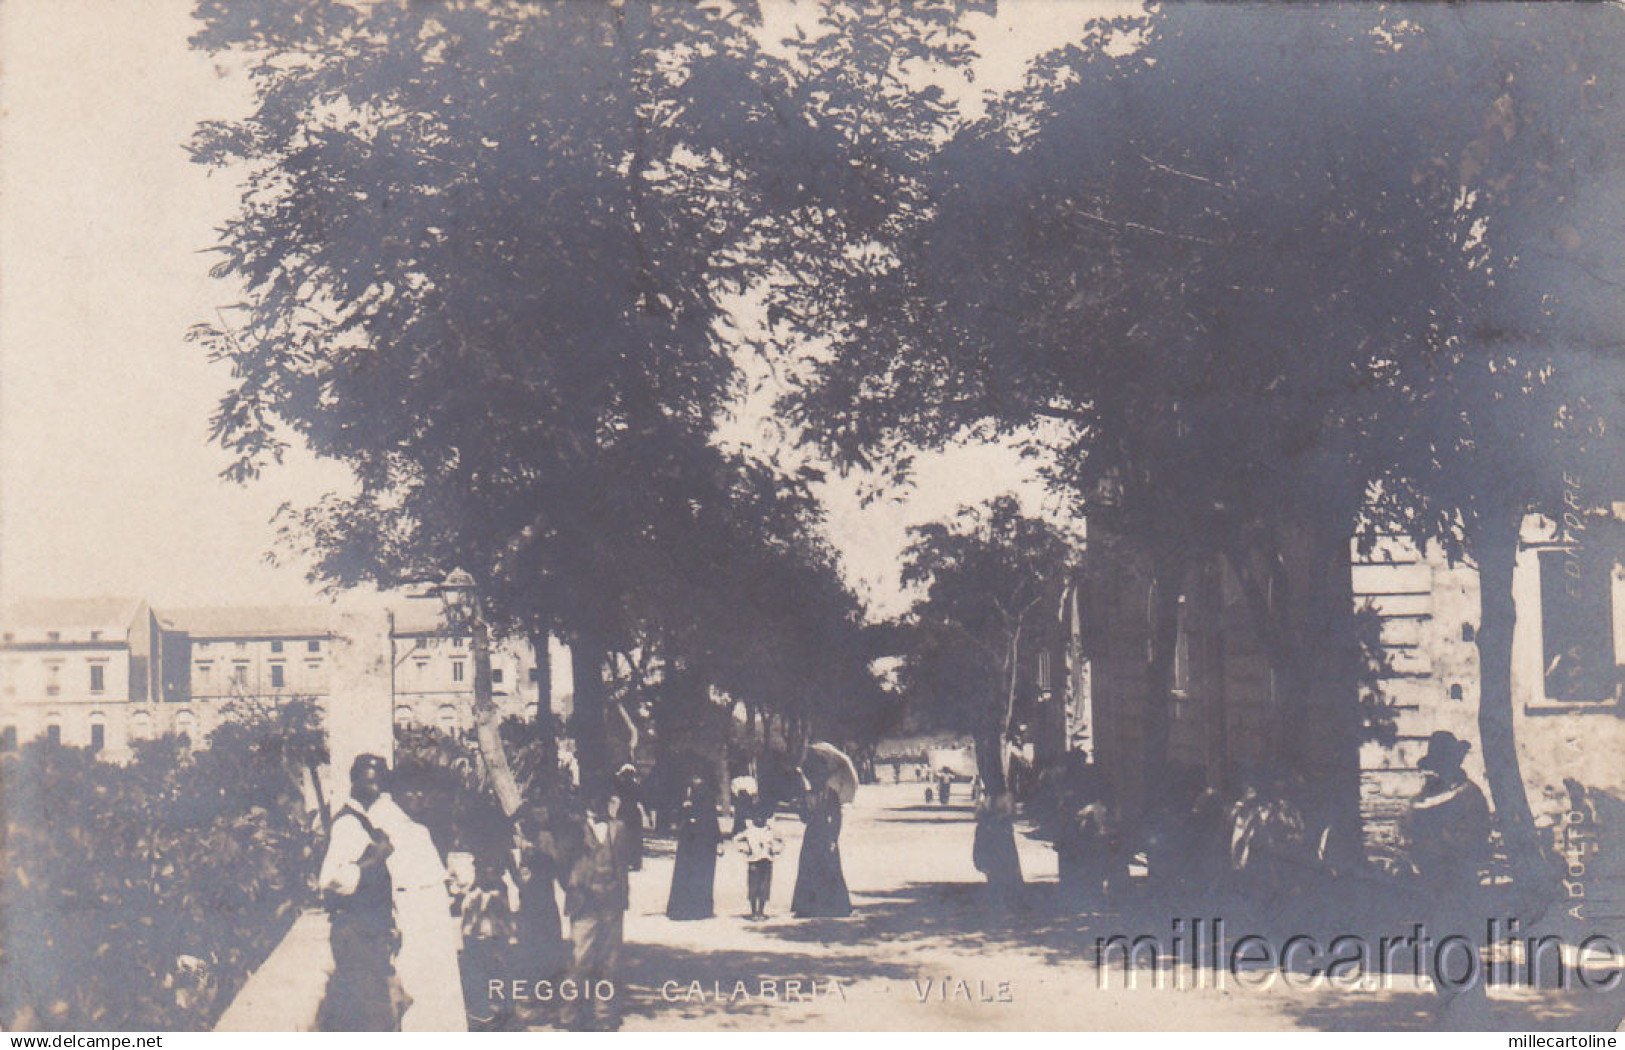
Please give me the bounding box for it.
[316,754,399,1031]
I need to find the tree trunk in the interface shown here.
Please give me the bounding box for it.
[1473,507,1547,889]
[974,722,1008,797]
[528,629,552,719]
[1142,558,1185,789]
[1000,620,1024,786]
[1296,522,1364,872]
[570,631,612,799]
[471,615,524,816]
[306,760,332,830]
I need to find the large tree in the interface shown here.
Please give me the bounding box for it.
[188,0,918,795]
[898,494,1081,869]
[791,4,1479,854]
[1364,5,1625,886]
[787,3,1625,870]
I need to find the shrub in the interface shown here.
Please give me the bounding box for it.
[0,701,321,1031]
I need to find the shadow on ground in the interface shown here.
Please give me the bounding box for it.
[753,878,1625,1032]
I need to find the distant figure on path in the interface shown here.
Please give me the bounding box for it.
[791,785,852,918]
[563,790,629,1032]
[972,792,1024,907]
[317,754,401,1032]
[666,778,722,919]
[613,765,646,872]
[938,774,952,807]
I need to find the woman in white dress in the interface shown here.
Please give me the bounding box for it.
[367,791,468,1032]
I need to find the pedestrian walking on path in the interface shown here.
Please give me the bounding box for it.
[563,791,630,1032]
[513,804,568,980]
[667,777,722,919]
[613,765,647,872]
[791,785,852,918]
[972,792,1024,908]
[368,786,466,1032]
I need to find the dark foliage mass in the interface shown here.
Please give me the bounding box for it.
[183,0,1625,886]
[897,494,1078,758]
[185,0,933,792]
[789,2,1625,875]
[0,702,323,1031]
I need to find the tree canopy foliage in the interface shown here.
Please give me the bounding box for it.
[186,0,958,785]
[190,0,1625,875]
[897,495,1080,780]
[783,2,1625,867]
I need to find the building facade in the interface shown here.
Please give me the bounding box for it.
[387,604,550,732]
[1030,510,1625,859]
[0,599,562,760]
[0,598,170,755]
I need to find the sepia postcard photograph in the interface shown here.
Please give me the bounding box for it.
[3,0,1625,1036]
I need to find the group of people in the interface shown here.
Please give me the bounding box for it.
[665,778,852,922]
[1033,729,1495,915]
[316,755,639,1032]
[315,757,855,1033]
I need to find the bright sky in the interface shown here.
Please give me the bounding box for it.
[0,0,1133,618]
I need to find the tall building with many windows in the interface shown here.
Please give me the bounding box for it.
[387,603,550,732]
[0,597,172,754]
[166,606,336,702]
[0,599,562,758]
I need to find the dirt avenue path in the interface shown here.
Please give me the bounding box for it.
[512,784,1622,1032]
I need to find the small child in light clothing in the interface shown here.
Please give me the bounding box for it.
[734,813,783,920]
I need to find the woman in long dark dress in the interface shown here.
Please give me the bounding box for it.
[514,806,567,979]
[666,778,721,919]
[791,785,852,918]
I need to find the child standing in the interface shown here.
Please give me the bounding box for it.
[734,812,783,920]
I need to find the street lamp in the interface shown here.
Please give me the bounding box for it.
[420,568,523,816]
[432,567,478,614]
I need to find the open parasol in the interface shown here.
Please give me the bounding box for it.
[804,741,860,804]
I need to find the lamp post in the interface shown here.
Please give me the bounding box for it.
[428,568,524,817]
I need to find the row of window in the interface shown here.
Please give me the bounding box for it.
[196,639,323,653]
[0,724,102,751]
[194,661,320,689]
[1,631,106,644]
[7,662,111,696]
[409,660,483,682]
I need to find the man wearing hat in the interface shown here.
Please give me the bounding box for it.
[316,753,402,1031]
[1406,730,1493,1025]
[1407,730,1492,891]
[561,787,630,1031]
